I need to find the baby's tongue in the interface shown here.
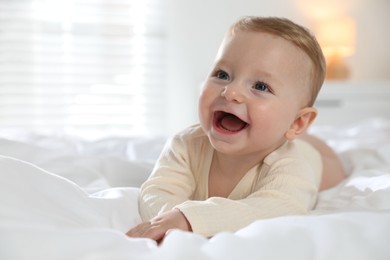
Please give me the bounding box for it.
[220,114,246,132]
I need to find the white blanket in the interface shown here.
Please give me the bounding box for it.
[0,119,390,260]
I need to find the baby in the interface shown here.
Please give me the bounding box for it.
[127,16,345,241]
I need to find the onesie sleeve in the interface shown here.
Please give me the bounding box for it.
[138,132,196,222]
[175,142,322,237]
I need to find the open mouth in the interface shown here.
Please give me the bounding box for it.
[213,111,249,133]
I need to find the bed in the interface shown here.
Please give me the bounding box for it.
[1,94,390,259]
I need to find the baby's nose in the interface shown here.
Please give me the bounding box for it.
[221,83,245,103]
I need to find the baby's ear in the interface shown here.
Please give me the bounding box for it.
[285,107,317,140]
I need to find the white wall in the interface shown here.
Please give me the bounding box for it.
[164,0,390,135]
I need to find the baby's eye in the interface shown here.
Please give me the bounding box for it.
[216,70,230,81]
[253,81,271,92]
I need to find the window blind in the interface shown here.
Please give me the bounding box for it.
[0,0,166,139]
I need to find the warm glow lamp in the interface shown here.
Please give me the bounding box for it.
[317,17,356,80]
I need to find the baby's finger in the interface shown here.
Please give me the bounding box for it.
[126,221,151,237]
[141,225,166,242]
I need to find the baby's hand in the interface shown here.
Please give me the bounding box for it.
[126,209,192,242]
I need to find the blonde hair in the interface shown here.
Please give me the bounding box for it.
[229,16,326,106]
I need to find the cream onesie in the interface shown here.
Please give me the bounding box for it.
[139,124,322,237]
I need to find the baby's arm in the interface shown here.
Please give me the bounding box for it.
[130,157,318,239]
[176,159,319,237]
[126,135,196,240]
[127,134,320,239]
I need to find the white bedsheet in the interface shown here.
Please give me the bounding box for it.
[0,119,390,260]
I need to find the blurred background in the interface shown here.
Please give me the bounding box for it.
[0,0,389,139]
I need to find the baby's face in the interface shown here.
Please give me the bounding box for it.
[198,30,313,157]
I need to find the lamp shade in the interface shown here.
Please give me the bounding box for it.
[317,17,356,57]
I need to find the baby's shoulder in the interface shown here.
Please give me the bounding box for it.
[172,124,207,143]
[264,140,320,166]
[166,125,213,166]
